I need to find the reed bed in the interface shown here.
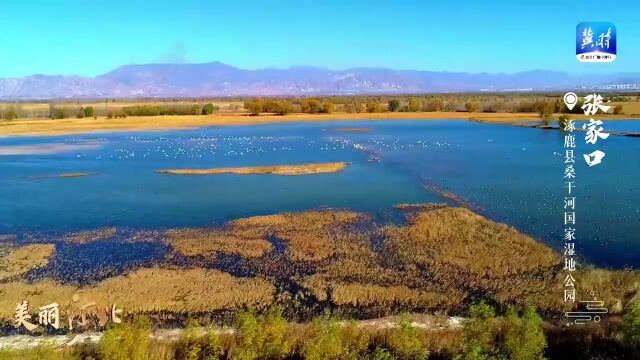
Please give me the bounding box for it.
[63,228,117,244]
[0,244,55,280]
[2,205,638,323]
[156,162,351,176]
[229,210,366,261]
[383,207,562,309]
[28,173,93,179]
[0,267,274,319]
[330,283,457,308]
[333,127,372,133]
[165,229,272,258]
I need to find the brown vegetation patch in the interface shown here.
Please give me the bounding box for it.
[333,127,372,133]
[29,172,93,179]
[330,283,458,308]
[229,210,366,261]
[63,228,117,244]
[393,203,448,211]
[0,244,55,280]
[156,162,350,176]
[383,207,563,310]
[1,205,636,320]
[0,267,275,319]
[166,229,272,258]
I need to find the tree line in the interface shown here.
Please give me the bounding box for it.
[0,94,632,121]
[4,300,640,359]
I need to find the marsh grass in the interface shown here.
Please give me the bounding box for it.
[0,267,274,319]
[333,127,373,133]
[1,206,638,324]
[28,173,93,180]
[64,228,117,244]
[382,207,564,311]
[229,210,367,262]
[165,229,272,258]
[0,244,55,280]
[156,162,351,176]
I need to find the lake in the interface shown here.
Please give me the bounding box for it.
[1,119,638,268]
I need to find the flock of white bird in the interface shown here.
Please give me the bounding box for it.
[73,132,459,162]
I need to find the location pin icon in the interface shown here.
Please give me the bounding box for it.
[564,92,578,111]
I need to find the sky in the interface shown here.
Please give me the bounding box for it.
[1,0,638,77]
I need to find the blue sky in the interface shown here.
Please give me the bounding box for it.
[1,0,638,77]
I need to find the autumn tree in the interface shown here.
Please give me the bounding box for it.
[244,99,265,116]
[321,101,335,114]
[386,318,428,360]
[465,101,481,113]
[388,99,401,112]
[407,97,421,112]
[2,107,18,120]
[425,98,445,112]
[366,100,382,113]
[83,106,95,118]
[501,306,546,360]
[623,301,640,351]
[301,98,322,114]
[191,104,202,115]
[202,103,218,115]
[456,302,497,360]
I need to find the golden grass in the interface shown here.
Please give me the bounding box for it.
[156,162,351,176]
[387,207,560,273]
[63,228,117,244]
[0,112,547,138]
[230,210,366,261]
[165,229,272,258]
[393,203,448,211]
[2,205,636,320]
[0,244,55,280]
[29,173,93,180]
[612,101,640,115]
[0,267,275,319]
[383,207,569,311]
[333,127,373,133]
[329,283,458,309]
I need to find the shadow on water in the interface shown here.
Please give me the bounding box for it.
[26,240,170,284]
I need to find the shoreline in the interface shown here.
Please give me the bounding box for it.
[0,111,636,138]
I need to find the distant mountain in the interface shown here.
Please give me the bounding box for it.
[0,62,638,99]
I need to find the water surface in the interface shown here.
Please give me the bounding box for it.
[1,119,638,268]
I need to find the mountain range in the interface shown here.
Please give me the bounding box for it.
[0,61,638,99]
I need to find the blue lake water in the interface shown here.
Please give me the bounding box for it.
[0,119,638,268]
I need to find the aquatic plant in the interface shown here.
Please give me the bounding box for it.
[64,227,117,244]
[165,229,271,258]
[230,210,365,261]
[0,244,55,280]
[0,268,275,318]
[156,162,350,176]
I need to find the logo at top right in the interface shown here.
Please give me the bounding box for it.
[576,22,616,63]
